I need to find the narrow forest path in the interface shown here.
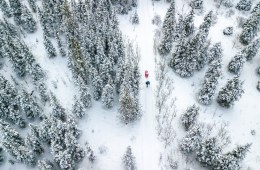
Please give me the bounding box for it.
[136,0,160,170]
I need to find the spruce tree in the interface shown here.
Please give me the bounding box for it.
[91,68,103,100]
[181,105,199,131]
[240,13,260,45]
[19,90,41,119]
[131,11,139,24]
[50,93,67,121]
[236,0,252,11]
[198,59,222,105]
[122,146,137,170]
[38,160,55,170]
[72,97,85,118]
[196,138,222,168]
[0,120,37,166]
[159,0,176,55]
[43,34,57,58]
[241,38,260,61]
[9,0,22,25]
[217,76,244,108]
[21,5,37,33]
[190,0,203,9]
[228,54,246,74]
[208,42,223,63]
[27,0,37,13]
[251,2,260,15]
[55,31,66,57]
[102,83,114,108]
[26,134,44,155]
[183,9,195,37]
[0,0,12,18]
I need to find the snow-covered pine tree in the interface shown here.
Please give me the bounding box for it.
[26,134,44,155]
[19,90,41,119]
[0,0,12,18]
[91,68,103,100]
[180,105,199,131]
[0,147,4,164]
[78,77,92,108]
[50,92,67,121]
[198,58,222,105]
[159,0,176,55]
[251,1,260,15]
[102,83,114,108]
[183,9,195,37]
[9,0,22,25]
[0,74,25,128]
[72,97,85,118]
[27,0,37,13]
[29,63,49,102]
[217,76,244,108]
[8,39,27,77]
[122,146,137,170]
[0,120,37,166]
[119,81,141,124]
[240,12,260,45]
[208,42,223,63]
[199,10,213,32]
[228,54,246,74]
[227,143,251,162]
[196,137,222,168]
[3,18,18,37]
[241,38,260,61]
[173,14,184,41]
[43,34,57,58]
[21,5,37,33]
[131,11,139,24]
[180,124,203,154]
[190,0,203,9]
[38,160,55,170]
[55,30,66,57]
[236,0,252,11]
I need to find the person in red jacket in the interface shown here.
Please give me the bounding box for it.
[145,70,149,78]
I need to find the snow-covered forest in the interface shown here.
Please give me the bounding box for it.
[0,0,259,169]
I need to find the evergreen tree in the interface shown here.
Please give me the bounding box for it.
[50,93,67,121]
[38,160,55,170]
[119,82,141,124]
[217,76,244,108]
[9,0,22,25]
[0,74,25,128]
[91,68,103,100]
[27,0,37,13]
[0,120,37,166]
[208,42,223,63]
[0,0,12,18]
[228,54,246,74]
[55,31,66,57]
[122,146,137,170]
[8,39,27,77]
[72,97,85,118]
[102,83,114,108]
[241,38,260,61]
[131,11,139,24]
[159,0,176,55]
[190,0,203,9]
[198,59,222,105]
[196,138,222,168]
[236,0,252,11]
[227,144,251,162]
[78,77,92,108]
[181,105,199,131]
[183,9,195,37]
[251,2,260,15]
[173,14,184,41]
[26,134,44,155]
[21,5,37,33]
[0,147,4,164]
[43,34,57,58]
[240,13,260,45]
[180,125,203,154]
[19,90,41,119]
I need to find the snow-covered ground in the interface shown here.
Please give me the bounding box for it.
[1,0,260,170]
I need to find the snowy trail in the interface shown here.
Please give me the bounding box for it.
[136,0,160,170]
